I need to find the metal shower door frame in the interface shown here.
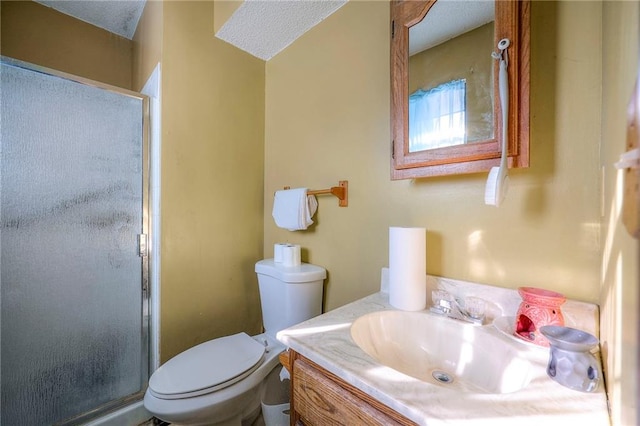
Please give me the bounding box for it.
[0,55,151,425]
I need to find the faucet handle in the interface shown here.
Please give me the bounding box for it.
[431,290,453,312]
[462,296,487,320]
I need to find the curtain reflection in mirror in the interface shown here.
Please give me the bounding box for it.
[409,79,466,152]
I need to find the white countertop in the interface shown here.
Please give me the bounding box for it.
[277,287,611,426]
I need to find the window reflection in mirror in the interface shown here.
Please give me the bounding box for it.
[408,0,495,152]
[409,79,466,151]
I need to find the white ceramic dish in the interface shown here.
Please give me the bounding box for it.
[493,316,541,348]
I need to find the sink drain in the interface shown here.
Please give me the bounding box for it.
[432,370,454,384]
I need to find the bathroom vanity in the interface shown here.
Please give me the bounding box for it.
[280,351,414,425]
[277,276,611,426]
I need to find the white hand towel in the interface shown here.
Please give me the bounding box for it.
[272,188,318,231]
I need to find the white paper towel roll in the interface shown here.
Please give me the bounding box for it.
[389,227,426,311]
[282,244,301,267]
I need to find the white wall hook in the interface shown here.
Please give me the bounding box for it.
[614,147,640,170]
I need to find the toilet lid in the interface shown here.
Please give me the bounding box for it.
[148,332,266,399]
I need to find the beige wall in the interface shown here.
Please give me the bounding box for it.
[134,0,267,362]
[213,0,243,34]
[265,1,602,310]
[600,1,639,425]
[132,0,163,92]
[265,1,391,307]
[266,1,638,422]
[155,1,265,362]
[0,0,133,89]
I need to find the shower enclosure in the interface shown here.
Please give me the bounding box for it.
[1,57,150,425]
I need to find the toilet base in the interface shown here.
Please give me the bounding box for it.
[260,402,289,426]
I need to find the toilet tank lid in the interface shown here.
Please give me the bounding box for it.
[255,259,326,283]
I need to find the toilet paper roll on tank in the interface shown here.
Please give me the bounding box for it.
[389,227,427,311]
[274,243,301,267]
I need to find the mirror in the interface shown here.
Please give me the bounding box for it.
[391,0,530,179]
[409,1,495,151]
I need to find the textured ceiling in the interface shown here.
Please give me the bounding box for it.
[410,0,495,56]
[216,0,348,61]
[34,0,146,40]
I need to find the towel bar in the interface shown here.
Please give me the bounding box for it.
[283,180,348,207]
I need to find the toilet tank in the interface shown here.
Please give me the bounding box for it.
[255,259,326,337]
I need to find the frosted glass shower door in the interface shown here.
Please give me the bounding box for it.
[1,59,149,425]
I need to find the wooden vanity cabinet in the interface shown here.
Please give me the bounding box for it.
[279,350,417,426]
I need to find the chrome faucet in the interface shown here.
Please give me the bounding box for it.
[430,290,486,325]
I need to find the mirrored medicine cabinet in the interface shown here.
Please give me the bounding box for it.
[390,0,530,179]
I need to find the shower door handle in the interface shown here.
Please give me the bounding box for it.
[138,234,149,257]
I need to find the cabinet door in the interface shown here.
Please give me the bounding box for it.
[293,359,403,426]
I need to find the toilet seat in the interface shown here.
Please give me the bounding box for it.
[148,332,266,400]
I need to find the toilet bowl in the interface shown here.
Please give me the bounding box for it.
[143,333,283,426]
[143,259,326,426]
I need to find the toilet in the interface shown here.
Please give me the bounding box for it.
[143,259,326,426]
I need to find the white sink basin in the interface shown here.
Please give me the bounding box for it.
[350,310,533,394]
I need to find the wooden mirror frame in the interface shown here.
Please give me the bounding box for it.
[391,0,530,179]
